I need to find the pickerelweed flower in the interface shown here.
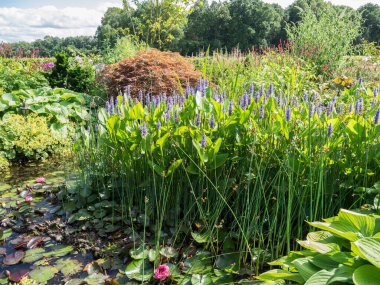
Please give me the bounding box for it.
[285,106,292,122]
[156,120,162,130]
[201,133,207,148]
[139,122,147,137]
[355,98,363,115]
[249,84,254,94]
[309,103,315,118]
[303,93,308,102]
[210,115,215,128]
[254,92,260,103]
[327,123,333,138]
[358,76,363,85]
[374,88,378,98]
[228,100,233,116]
[154,264,170,280]
[259,104,264,119]
[374,109,380,125]
[195,113,201,126]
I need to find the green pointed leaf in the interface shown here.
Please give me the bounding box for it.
[257,269,304,283]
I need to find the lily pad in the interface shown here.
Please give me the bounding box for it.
[0,248,6,255]
[191,274,214,285]
[130,246,149,260]
[125,259,153,281]
[29,266,58,284]
[0,229,12,240]
[56,258,82,276]
[3,250,25,265]
[23,248,46,263]
[160,246,178,258]
[44,245,73,258]
[7,268,31,282]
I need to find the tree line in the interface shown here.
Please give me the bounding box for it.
[5,0,380,57]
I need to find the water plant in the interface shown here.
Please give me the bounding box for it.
[70,79,379,271]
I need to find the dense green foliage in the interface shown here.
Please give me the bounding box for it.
[0,87,90,168]
[258,208,380,284]
[47,52,96,94]
[0,113,72,163]
[72,78,379,269]
[0,58,49,93]
[286,4,361,75]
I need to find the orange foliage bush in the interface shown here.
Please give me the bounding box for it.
[101,49,202,96]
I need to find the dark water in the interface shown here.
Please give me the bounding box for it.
[0,161,97,284]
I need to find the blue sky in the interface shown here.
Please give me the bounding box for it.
[0,0,379,42]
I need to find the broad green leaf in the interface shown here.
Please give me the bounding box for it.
[258,269,304,283]
[353,265,380,285]
[338,209,375,237]
[125,259,153,281]
[297,240,340,254]
[304,269,334,285]
[29,266,58,284]
[55,258,82,276]
[191,274,213,285]
[292,258,320,280]
[351,237,380,268]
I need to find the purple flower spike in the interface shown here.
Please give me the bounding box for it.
[259,104,264,119]
[228,100,233,116]
[139,122,147,137]
[309,103,315,118]
[355,98,363,115]
[195,113,201,126]
[303,94,308,102]
[210,114,215,128]
[249,84,254,94]
[286,106,291,122]
[327,123,333,138]
[374,109,380,125]
[156,120,162,130]
[201,133,207,148]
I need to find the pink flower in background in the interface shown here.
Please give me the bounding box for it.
[25,196,33,203]
[35,177,46,183]
[154,264,170,280]
[40,62,55,70]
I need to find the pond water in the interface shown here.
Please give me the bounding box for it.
[0,162,124,284]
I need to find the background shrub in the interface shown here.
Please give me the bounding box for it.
[101,49,202,96]
[0,113,73,163]
[286,3,361,75]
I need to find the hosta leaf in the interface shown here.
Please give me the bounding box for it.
[338,209,375,237]
[292,258,320,280]
[351,237,380,268]
[327,265,353,284]
[130,246,149,260]
[297,240,340,254]
[257,269,304,283]
[308,221,360,241]
[353,265,380,285]
[304,269,334,285]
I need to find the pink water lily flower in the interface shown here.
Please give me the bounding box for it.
[25,196,33,203]
[154,264,170,280]
[35,177,45,183]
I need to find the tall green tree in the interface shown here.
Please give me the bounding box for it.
[358,3,380,44]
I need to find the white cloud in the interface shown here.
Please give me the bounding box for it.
[0,1,122,42]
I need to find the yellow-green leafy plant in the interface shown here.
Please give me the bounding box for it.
[0,113,73,163]
[258,209,380,284]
